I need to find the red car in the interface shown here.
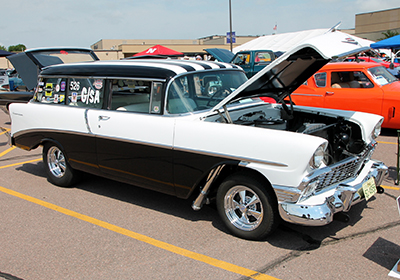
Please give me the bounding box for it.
[344,56,400,68]
[291,62,400,129]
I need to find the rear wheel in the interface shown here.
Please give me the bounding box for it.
[43,143,77,187]
[216,173,279,240]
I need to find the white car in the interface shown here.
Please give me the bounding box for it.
[9,41,388,240]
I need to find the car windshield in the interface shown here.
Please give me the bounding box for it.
[31,50,98,68]
[166,70,247,114]
[368,66,397,85]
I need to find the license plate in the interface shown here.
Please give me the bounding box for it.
[360,177,377,201]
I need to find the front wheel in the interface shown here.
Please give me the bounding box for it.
[43,143,78,187]
[216,173,279,240]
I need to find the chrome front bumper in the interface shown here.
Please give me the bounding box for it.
[278,160,388,226]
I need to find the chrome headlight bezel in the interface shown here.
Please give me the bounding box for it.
[372,119,383,139]
[309,143,328,169]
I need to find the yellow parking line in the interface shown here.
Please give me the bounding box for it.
[0,158,42,169]
[0,185,279,280]
[382,185,400,191]
[377,141,397,145]
[0,128,10,136]
[0,146,16,158]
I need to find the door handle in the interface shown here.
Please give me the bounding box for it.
[98,115,110,121]
[326,91,335,95]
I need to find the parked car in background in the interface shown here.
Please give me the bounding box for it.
[291,62,400,129]
[205,49,276,78]
[0,47,99,109]
[9,42,387,240]
[344,56,400,69]
[230,50,276,78]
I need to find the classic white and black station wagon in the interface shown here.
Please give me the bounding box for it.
[9,40,388,240]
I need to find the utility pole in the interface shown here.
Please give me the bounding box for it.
[229,0,233,52]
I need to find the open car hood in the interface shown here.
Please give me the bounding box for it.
[211,31,371,111]
[7,47,99,90]
[204,48,235,63]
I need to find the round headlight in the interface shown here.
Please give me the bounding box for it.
[310,144,327,169]
[372,120,382,139]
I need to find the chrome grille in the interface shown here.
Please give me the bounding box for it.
[314,157,362,192]
[311,143,375,193]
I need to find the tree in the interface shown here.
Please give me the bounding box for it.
[8,44,27,52]
[379,30,400,41]
[0,45,6,51]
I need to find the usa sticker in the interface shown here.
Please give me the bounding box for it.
[71,92,78,103]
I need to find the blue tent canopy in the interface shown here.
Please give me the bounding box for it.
[370,34,400,49]
[0,49,15,57]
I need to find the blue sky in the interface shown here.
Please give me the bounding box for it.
[1,0,399,49]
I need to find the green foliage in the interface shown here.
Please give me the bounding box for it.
[379,30,400,41]
[7,44,27,52]
[0,45,6,51]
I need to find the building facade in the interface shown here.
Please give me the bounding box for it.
[355,7,400,41]
[91,35,258,60]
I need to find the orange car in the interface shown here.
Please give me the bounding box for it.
[291,62,400,129]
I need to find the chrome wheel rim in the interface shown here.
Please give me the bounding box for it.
[47,146,66,178]
[224,186,263,231]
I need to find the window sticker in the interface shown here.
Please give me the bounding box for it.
[94,79,103,90]
[71,92,78,103]
[45,83,53,97]
[81,87,101,104]
[61,81,66,92]
[54,94,59,103]
[55,84,60,92]
[70,81,80,91]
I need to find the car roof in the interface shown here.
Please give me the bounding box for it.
[320,61,383,70]
[40,59,242,80]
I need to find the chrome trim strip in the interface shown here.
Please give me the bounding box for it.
[84,109,92,134]
[39,75,166,83]
[291,93,323,97]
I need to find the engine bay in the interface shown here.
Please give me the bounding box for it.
[208,103,366,165]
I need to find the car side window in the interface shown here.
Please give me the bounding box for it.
[67,78,104,108]
[110,79,151,113]
[232,54,250,65]
[35,78,67,104]
[314,72,326,87]
[331,71,373,89]
[255,52,272,64]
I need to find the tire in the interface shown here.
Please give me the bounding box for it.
[42,143,78,187]
[216,173,279,240]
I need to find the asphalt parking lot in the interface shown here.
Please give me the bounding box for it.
[0,105,399,280]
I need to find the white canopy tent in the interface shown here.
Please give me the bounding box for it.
[233,28,376,57]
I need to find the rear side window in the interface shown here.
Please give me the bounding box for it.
[35,78,67,104]
[110,79,152,113]
[254,52,273,64]
[331,71,373,88]
[314,72,326,87]
[67,78,104,108]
